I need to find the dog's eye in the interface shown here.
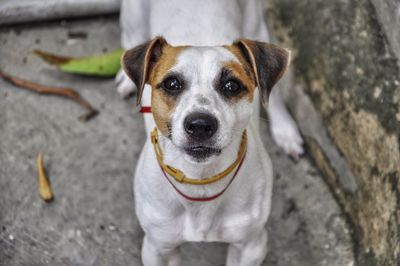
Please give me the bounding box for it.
[223,80,242,96]
[163,77,182,93]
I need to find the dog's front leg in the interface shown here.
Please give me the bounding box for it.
[142,235,181,266]
[226,229,268,266]
[268,88,304,159]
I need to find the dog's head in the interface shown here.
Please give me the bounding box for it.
[122,37,290,163]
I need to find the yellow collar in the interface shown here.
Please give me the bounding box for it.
[151,128,247,185]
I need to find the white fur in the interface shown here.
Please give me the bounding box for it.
[119,0,303,265]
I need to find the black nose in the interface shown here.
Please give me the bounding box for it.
[184,112,218,141]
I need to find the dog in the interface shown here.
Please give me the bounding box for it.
[117,0,303,265]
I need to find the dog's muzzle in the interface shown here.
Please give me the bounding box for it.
[183,112,220,159]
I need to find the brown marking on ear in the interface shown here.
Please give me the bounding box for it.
[149,45,187,135]
[121,36,167,105]
[225,45,255,77]
[223,61,256,102]
[231,39,291,105]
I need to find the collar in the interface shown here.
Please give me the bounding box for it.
[140,106,152,113]
[151,127,247,185]
[151,127,247,201]
[159,151,246,201]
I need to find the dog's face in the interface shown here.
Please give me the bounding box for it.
[123,37,290,163]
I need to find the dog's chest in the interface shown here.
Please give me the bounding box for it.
[179,200,258,242]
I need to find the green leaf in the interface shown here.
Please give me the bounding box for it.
[34,48,124,77]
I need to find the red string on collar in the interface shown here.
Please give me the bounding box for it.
[140,106,152,113]
[160,152,246,202]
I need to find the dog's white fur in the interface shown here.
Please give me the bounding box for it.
[118,0,303,265]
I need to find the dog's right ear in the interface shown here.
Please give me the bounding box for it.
[122,37,167,105]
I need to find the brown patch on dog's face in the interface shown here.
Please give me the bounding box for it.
[224,46,257,102]
[222,61,256,102]
[149,45,187,135]
[225,45,254,76]
[148,46,186,85]
[151,88,175,135]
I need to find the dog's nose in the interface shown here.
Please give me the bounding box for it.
[184,112,218,141]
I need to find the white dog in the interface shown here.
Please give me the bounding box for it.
[118,0,304,265]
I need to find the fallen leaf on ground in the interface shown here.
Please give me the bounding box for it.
[37,152,54,202]
[34,48,124,77]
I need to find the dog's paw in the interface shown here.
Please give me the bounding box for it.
[270,115,304,160]
[116,69,136,99]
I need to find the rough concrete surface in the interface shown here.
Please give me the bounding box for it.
[0,17,354,266]
[267,0,400,264]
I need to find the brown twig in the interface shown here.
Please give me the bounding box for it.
[0,70,98,121]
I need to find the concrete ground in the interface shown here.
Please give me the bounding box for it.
[0,17,354,266]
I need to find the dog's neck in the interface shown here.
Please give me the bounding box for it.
[160,133,243,180]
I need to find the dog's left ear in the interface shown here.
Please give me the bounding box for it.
[122,37,167,105]
[233,39,291,104]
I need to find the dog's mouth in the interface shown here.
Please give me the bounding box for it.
[183,145,222,160]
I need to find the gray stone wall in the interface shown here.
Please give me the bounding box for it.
[267,0,400,265]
